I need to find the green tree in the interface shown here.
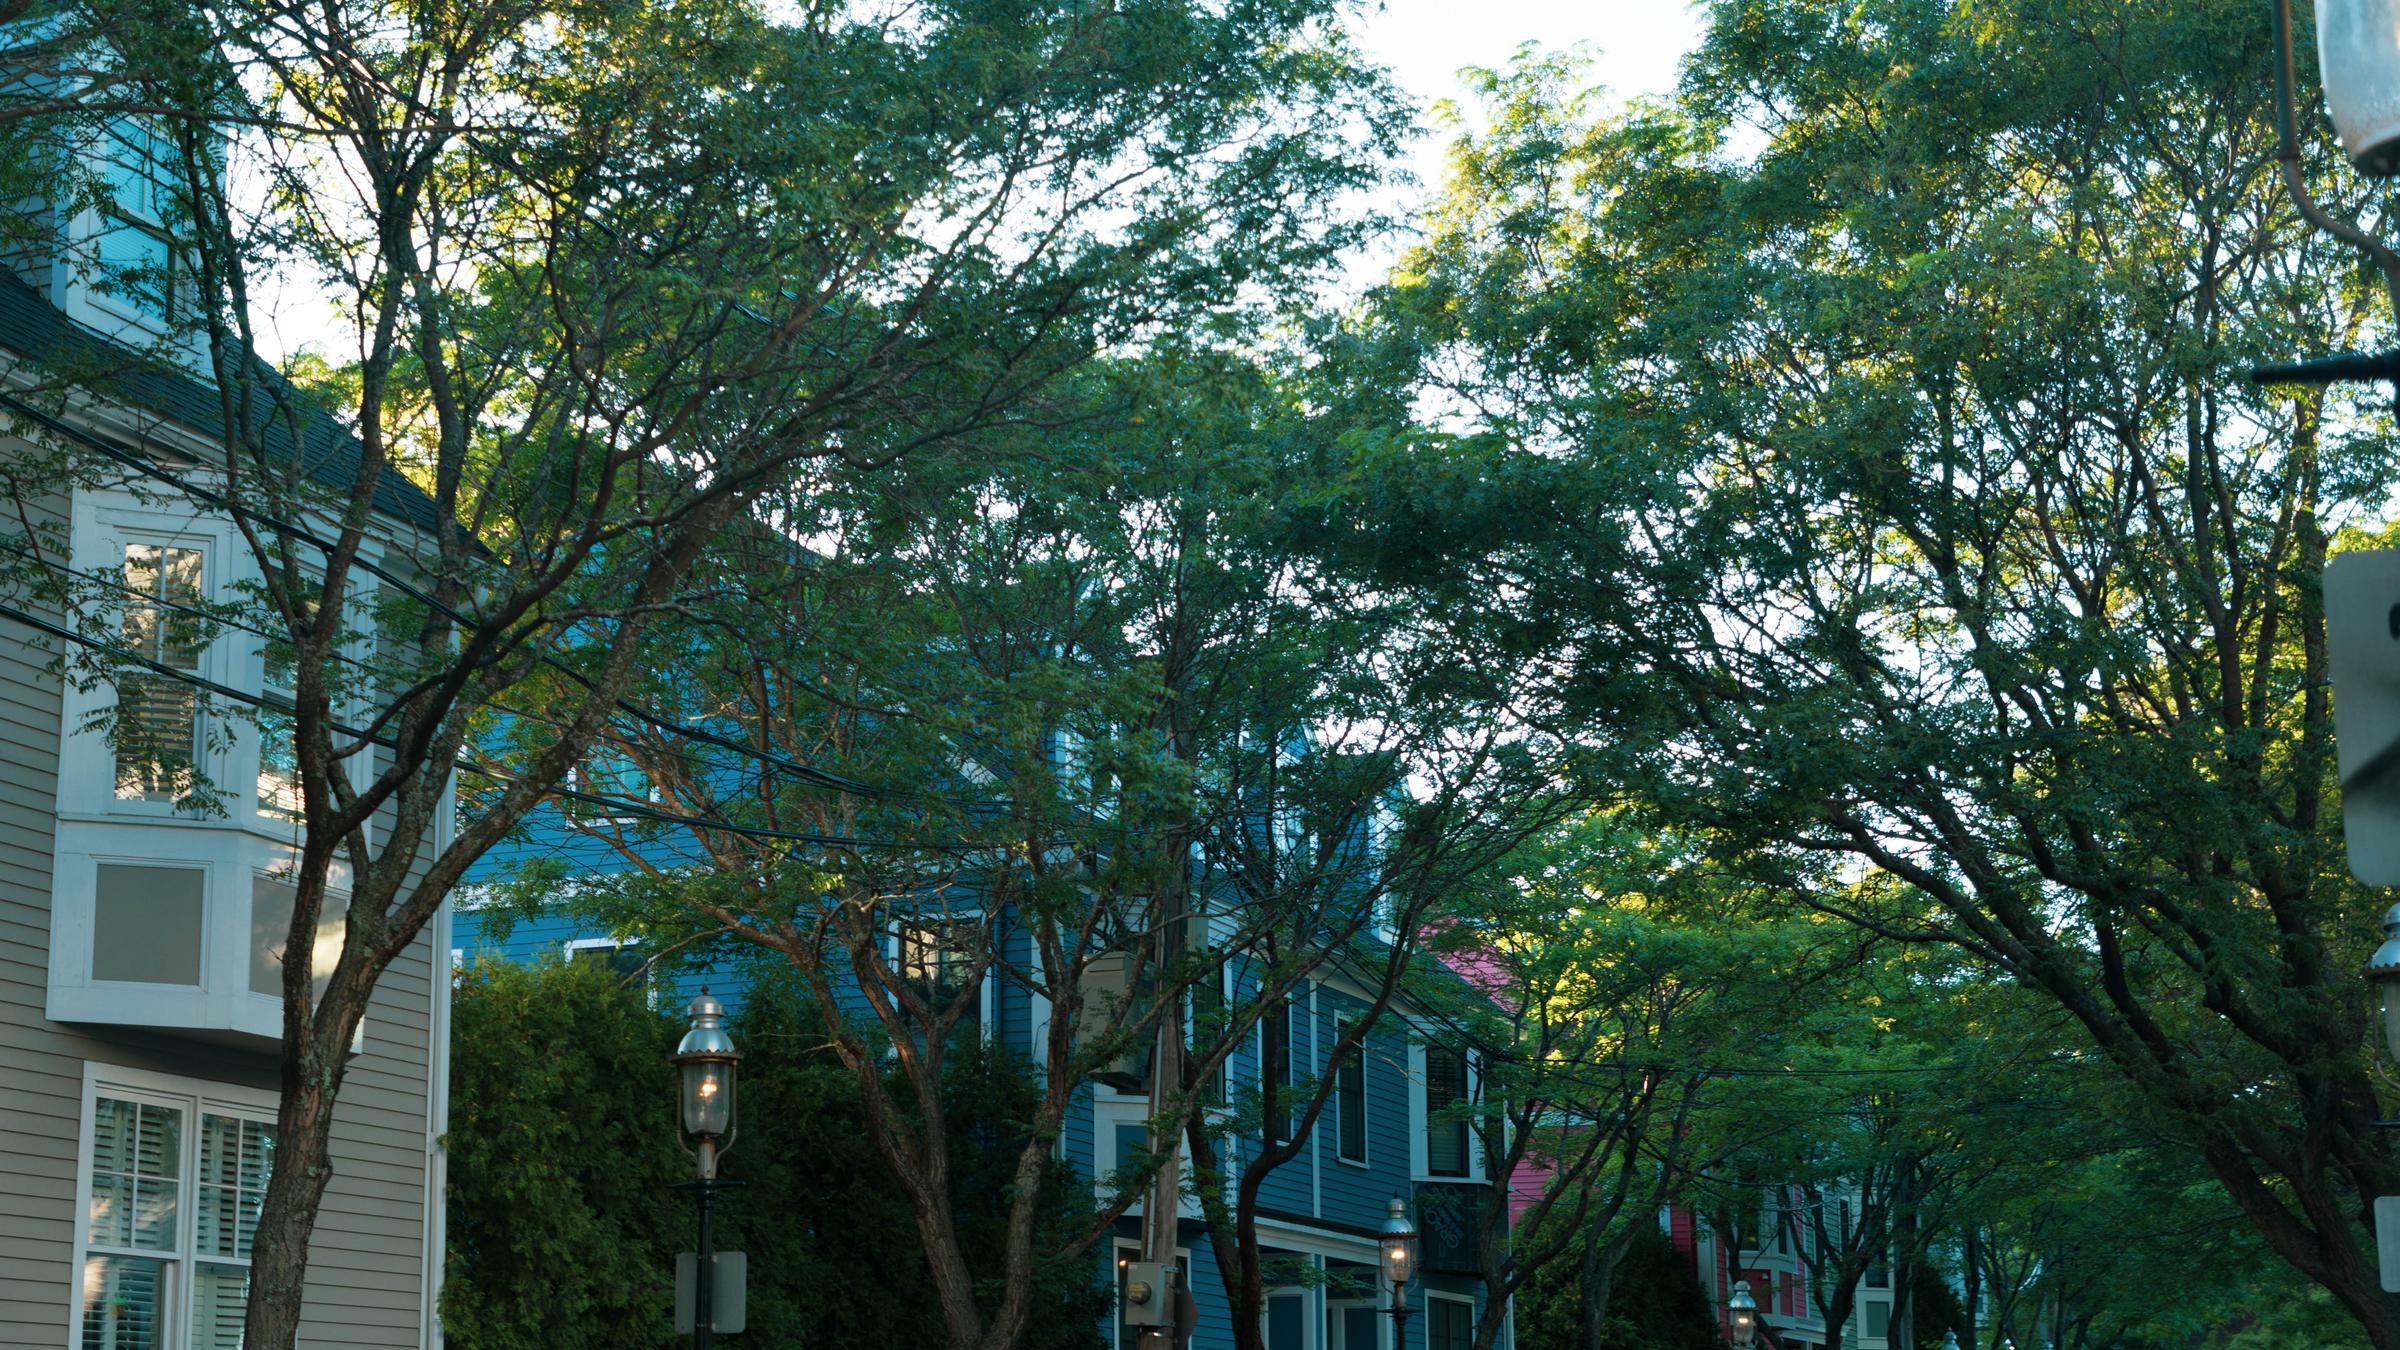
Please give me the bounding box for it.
[512,344,1577,1350]
[1341,6,2400,1341]
[1514,1225,1717,1350]
[1,1,1407,1345]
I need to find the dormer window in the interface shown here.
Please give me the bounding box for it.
[95,119,182,323]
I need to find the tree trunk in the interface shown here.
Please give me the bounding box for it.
[2199,1136,2400,1350]
[240,1053,341,1348]
[1576,1226,1634,1350]
[1889,1162,1919,1350]
[1962,1230,1980,1343]
[241,965,373,1350]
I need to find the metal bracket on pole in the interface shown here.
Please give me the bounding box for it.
[2252,350,2400,386]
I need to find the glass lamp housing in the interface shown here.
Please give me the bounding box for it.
[2318,0,2400,175]
[2370,904,2400,1064]
[1378,1197,1418,1297]
[1726,1278,1758,1348]
[680,1058,734,1138]
[674,992,741,1146]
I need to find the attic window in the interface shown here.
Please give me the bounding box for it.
[96,119,181,321]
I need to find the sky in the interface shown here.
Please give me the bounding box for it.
[1333,0,1711,288]
[247,3,1714,361]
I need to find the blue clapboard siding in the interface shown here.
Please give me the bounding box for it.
[463,823,1514,1350]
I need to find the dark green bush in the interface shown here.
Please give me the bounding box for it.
[1513,1223,1719,1350]
[441,960,1106,1349]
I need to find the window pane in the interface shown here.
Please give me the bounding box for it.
[568,745,649,820]
[570,942,647,982]
[198,1114,272,1258]
[81,1255,166,1350]
[1336,1024,1364,1162]
[899,919,979,1013]
[1426,1048,1469,1177]
[95,218,170,317]
[250,875,347,1000]
[115,544,205,798]
[102,119,166,217]
[91,865,204,986]
[88,1098,182,1252]
[192,1264,249,1350]
[256,705,300,819]
[1190,964,1225,1104]
[1430,1299,1473,1350]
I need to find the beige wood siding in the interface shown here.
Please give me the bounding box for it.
[0,476,441,1348]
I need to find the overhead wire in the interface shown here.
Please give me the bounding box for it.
[0,386,882,797]
[0,594,955,853]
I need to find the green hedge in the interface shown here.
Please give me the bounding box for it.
[441,960,1107,1349]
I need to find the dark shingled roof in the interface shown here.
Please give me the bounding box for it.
[0,266,445,536]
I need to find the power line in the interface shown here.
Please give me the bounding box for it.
[0,594,951,854]
[0,387,881,797]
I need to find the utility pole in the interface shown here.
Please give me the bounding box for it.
[1134,897,1188,1350]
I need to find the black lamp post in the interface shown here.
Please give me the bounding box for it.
[1380,1197,1419,1350]
[1724,1278,1758,1348]
[2255,0,2400,394]
[675,991,740,1349]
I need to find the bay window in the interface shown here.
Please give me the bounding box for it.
[114,542,206,803]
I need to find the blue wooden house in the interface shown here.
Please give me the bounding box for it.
[454,749,1515,1350]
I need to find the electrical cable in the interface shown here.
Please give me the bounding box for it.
[0,386,882,797]
[0,593,960,853]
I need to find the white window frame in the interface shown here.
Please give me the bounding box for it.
[884,911,997,1040]
[1257,983,1311,1145]
[1423,1291,1477,1350]
[562,741,662,828]
[63,504,230,822]
[81,118,183,332]
[1181,912,1233,1112]
[1407,1041,1485,1184]
[47,830,362,1046]
[564,936,658,1007]
[247,561,376,843]
[61,492,379,834]
[67,1061,282,1350]
[49,486,399,1046]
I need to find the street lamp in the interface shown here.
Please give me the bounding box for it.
[2316,0,2400,176]
[2367,904,2400,1063]
[1941,1335,1961,1350]
[1724,1278,1757,1348]
[677,990,740,1173]
[2255,0,2400,392]
[1380,1197,1419,1350]
[675,991,741,1349]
